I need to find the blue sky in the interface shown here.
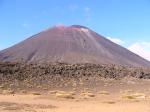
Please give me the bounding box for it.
[0,0,150,60]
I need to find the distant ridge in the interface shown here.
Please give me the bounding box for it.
[0,25,150,67]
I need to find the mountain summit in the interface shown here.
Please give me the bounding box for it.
[0,25,150,67]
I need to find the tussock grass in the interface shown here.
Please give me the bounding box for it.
[55,91,75,99]
[98,91,109,95]
[0,85,4,89]
[81,91,95,98]
[3,90,15,94]
[20,90,27,94]
[102,101,116,104]
[56,93,75,99]
[32,92,41,95]
[49,90,57,94]
[122,93,146,100]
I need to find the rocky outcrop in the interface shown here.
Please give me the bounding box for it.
[0,62,150,85]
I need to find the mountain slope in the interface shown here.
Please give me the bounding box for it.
[0,25,150,67]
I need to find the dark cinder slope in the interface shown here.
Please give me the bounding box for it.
[0,25,150,67]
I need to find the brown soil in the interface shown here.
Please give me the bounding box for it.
[0,62,150,112]
[0,79,150,112]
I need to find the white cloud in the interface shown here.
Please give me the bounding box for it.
[128,42,150,61]
[107,37,125,45]
[106,37,150,61]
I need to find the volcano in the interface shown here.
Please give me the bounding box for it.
[0,25,150,67]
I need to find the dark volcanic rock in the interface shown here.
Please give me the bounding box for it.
[0,62,150,82]
[0,25,150,67]
[0,62,150,89]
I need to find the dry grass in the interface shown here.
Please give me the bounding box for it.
[102,101,116,104]
[32,92,41,95]
[0,102,57,111]
[2,90,15,94]
[121,93,146,100]
[43,87,48,90]
[98,91,109,95]
[81,91,95,98]
[49,90,57,94]
[20,90,27,94]
[55,91,75,99]
[0,85,4,89]
[37,85,42,88]
[0,85,8,91]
